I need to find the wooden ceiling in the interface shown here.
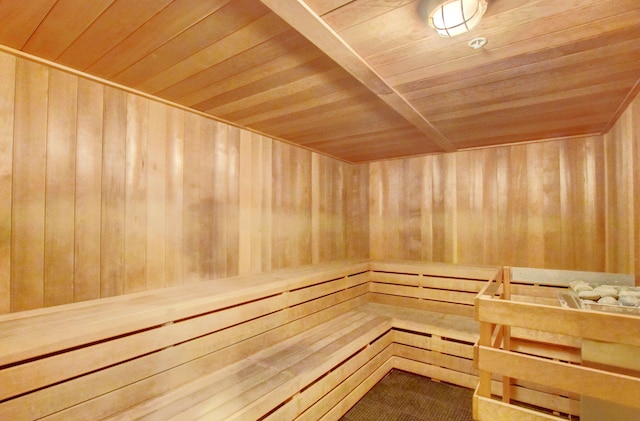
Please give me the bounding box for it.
[0,0,639,162]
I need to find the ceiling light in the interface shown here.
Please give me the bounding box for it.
[419,0,488,38]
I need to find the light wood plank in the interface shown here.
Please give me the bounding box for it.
[238,129,253,275]
[260,0,455,153]
[23,0,116,60]
[11,59,48,311]
[57,0,173,71]
[87,0,231,78]
[0,0,56,49]
[100,86,127,297]
[124,94,148,293]
[74,78,104,301]
[475,394,566,421]
[164,107,184,287]
[0,52,15,314]
[146,101,168,289]
[131,2,276,93]
[44,69,78,306]
[250,133,265,274]
[112,0,268,87]
[479,346,640,409]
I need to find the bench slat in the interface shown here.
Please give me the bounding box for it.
[359,302,479,343]
[0,259,496,420]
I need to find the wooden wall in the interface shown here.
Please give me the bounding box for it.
[1,48,638,314]
[370,93,640,282]
[0,51,369,313]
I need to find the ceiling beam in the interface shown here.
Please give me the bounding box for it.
[260,0,457,153]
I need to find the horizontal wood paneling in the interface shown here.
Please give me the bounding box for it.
[370,93,640,280]
[0,51,368,313]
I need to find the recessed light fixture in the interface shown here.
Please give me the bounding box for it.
[468,37,487,49]
[419,0,488,38]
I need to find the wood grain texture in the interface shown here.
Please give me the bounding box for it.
[370,91,640,276]
[44,70,78,307]
[164,106,185,287]
[11,59,48,311]
[74,78,104,302]
[0,0,639,162]
[124,94,148,293]
[101,86,127,298]
[1,43,638,312]
[0,50,368,313]
[605,92,639,282]
[146,102,168,290]
[0,53,15,314]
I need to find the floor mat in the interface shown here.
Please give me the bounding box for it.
[341,369,474,421]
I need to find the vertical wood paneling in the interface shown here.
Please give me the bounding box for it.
[226,127,240,276]
[146,101,168,290]
[74,78,103,301]
[261,136,273,272]
[605,94,637,276]
[403,158,422,260]
[541,141,562,269]
[212,122,229,278]
[311,153,321,263]
[494,147,509,266]
[100,86,127,298]
[11,59,48,311]
[525,143,544,268]
[182,112,201,283]
[164,107,184,287]
[198,118,216,279]
[0,50,368,314]
[346,162,369,259]
[369,162,382,260]
[507,146,529,267]
[293,146,312,266]
[248,133,267,274]
[271,141,286,270]
[124,94,148,294]
[226,125,241,277]
[0,53,15,314]
[238,130,253,275]
[370,90,638,276]
[481,148,498,265]
[420,156,433,261]
[633,98,640,284]
[44,69,78,306]
[183,113,216,282]
[382,160,401,259]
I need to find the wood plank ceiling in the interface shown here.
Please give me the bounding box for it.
[0,0,638,162]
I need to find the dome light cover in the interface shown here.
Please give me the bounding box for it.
[420,0,488,38]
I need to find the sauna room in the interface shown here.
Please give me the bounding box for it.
[0,0,638,420]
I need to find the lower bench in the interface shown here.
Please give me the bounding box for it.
[0,260,497,420]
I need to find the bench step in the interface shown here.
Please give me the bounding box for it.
[110,310,391,420]
[357,302,479,343]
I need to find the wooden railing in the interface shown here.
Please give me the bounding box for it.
[473,267,640,420]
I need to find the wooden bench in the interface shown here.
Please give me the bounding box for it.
[0,259,500,420]
[367,260,499,391]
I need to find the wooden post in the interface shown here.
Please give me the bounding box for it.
[502,267,512,404]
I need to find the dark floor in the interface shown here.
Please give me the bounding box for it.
[341,369,474,421]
